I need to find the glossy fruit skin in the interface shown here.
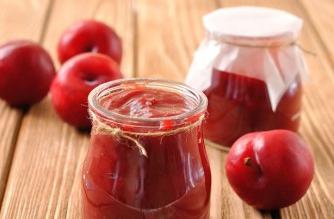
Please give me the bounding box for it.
[0,40,55,106]
[58,20,122,64]
[225,130,314,210]
[51,53,122,129]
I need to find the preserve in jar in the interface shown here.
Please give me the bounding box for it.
[186,7,308,148]
[82,78,211,219]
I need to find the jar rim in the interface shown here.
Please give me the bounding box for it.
[88,78,208,130]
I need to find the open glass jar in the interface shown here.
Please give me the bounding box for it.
[186,7,308,148]
[82,78,211,219]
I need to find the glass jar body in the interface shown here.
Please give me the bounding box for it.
[204,69,302,147]
[82,124,211,219]
[185,7,308,148]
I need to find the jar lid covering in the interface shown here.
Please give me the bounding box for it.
[186,7,308,111]
[204,6,303,46]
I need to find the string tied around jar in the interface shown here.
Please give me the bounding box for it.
[89,110,206,158]
[206,31,316,56]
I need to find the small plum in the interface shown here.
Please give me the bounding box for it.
[51,53,122,129]
[225,130,314,210]
[0,40,55,106]
[58,20,122,64]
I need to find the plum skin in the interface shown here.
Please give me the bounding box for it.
[57,20,122,64]
[0,40,55,106]
[225,130,314,210]
[51,53,122,129]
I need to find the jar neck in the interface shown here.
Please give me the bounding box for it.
[206,31,297,48]
[88,78,208,134]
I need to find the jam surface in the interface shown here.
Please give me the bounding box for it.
[100,87,195,118]
[204,69,302,146]
[83,86,211,219]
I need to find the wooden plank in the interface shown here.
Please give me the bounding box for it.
[0,0,134,218]
[0,0,52,206]
[135,0,216,80]
[218,0,334,218]
[135,0,269,218]
[297,0,334,65]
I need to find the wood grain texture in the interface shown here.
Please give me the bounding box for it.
[135,0,269,218]
[0,0,333,218]
[0,0,52,206]
[0,0,134,218]
[135,0,217,80]
[218,0,334,218]
[298,0,334,65]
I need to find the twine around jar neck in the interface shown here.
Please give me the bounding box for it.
[89,110,206,157]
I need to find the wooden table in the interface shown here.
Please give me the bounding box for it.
[0,0,333,218]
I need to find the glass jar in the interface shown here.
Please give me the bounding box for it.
[82,78,211,219]
[186,7,308,148]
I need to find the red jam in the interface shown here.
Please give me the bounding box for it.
[100,87,194,119]
[83,81,211,219]
[204,69,302,146]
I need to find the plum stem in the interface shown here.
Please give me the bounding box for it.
[244,157,252,166]
[243,156,263,175]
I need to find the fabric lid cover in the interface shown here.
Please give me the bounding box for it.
[203,6,302,45]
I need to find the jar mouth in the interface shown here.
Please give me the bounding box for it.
[88,78,208,130]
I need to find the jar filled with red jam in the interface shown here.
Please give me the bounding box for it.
[186,7,308,148]
[83,78,211,219]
